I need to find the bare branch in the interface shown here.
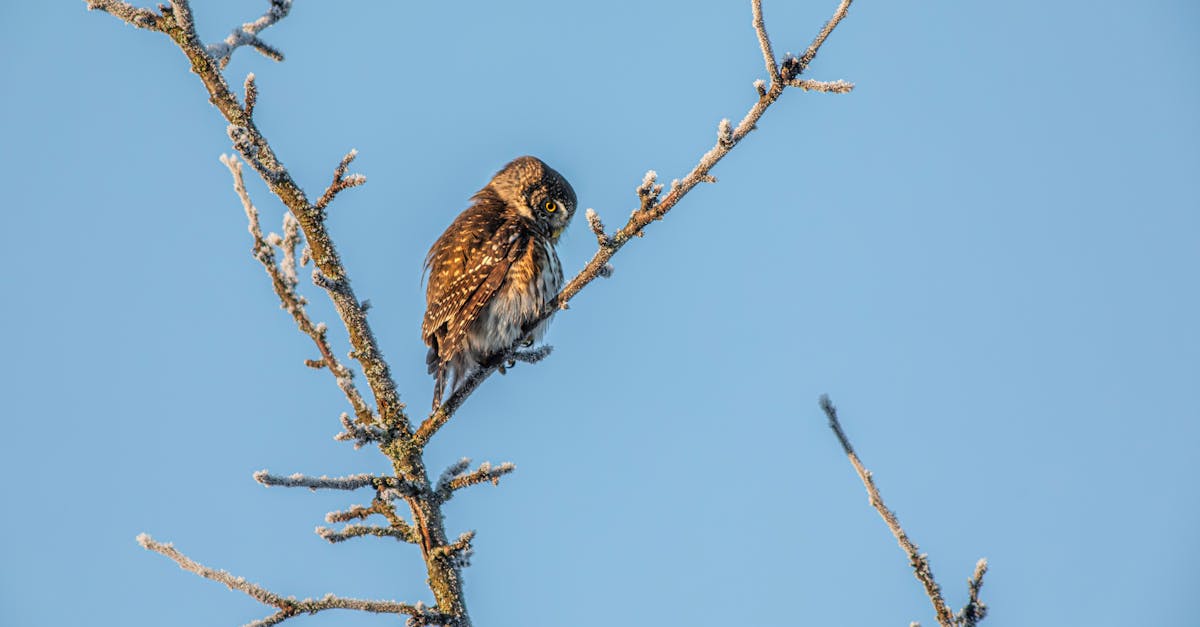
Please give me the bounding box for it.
[244,73,259,118]
[585,208,611,247]
[317,523,418,544]
[207,0,293,69]
[785,0,854,80]
[334,412,394,448]
[431,530,475,567]
[315,149,367,213]
[85,0,160,29]
[325,503,375,523]
[93,0,412,437]
[819,395,957,627]
[137,534,434,625]
[220,154,376,425]
[254,470,385,492]
[789,78,855,93]
[435,459,516,502]
[751,0,779,82]
[957,558,990,627]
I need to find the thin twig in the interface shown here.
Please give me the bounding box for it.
[85,0,158,29]
[137,534,436,625]
[957,558,989,627]
[789,78,855,93]
[244,73,258,117]
[207,0,293,68]
[435,459,516,503]
[315,149,367,213]
[317,523,418,544]
[751,0,780,82]
[797,0,853,74]
[253,470,404,492]
[819,395,957,627]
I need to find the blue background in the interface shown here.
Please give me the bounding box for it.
[2,1,1197,625]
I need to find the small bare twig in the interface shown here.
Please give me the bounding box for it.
[315,149,367,213]
[317,523,419,544]
[435,459,516,503]
[751,0,780,82]
[207,0,293,69]
[244,73,259,117]
[585,208,611,247]
[334,412,394,448]
[85,0,158,29]
[253,470,396,492]
[137,533,436,626]
[820,395,964,627]
[789,78,855,93]
[957,559,990,627]
[325,503,375,523]
[431,530,475,567]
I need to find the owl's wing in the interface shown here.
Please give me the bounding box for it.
[422,220,527,360]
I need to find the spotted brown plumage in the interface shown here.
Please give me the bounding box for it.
[423,156,576,409]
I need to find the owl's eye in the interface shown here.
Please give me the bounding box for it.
[543,200,557,213]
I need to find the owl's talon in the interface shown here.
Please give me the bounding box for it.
[520,337,534,348]
[505,359,516,368]
[498,364,507,375]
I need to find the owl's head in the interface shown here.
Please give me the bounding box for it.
[489,156,577,242]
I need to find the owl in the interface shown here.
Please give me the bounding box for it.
[423,156,577,409]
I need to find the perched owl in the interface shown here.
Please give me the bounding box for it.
[423,156,577,409]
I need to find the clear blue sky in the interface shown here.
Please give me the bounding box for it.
[2,1,1197,625]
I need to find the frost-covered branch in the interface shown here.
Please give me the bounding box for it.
[221,154,375,425]
[435,459,516,502]
[957,559,990,627]
[334,412,394,448]
[85,0,158,28]
[137,534,438,626]
[317,523,419,544]
[253,470,410,493]
[95,0,411,436]
[820,395,986,627]
[207,0,292,69]
[315,149,367,214]
[790,78,855,93]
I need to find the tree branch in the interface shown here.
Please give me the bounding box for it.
[221,154,375,425]
[957,558,990,627]
[253,470,414,493]
[315,149,367,214]
[317,523,419,544]
[435,459,516,503]
[137,533,441,626]
[206,0,292,69]
[820,395,978,627]
[96,0,413,438]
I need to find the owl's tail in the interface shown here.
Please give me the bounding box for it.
[427,346,445,410]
